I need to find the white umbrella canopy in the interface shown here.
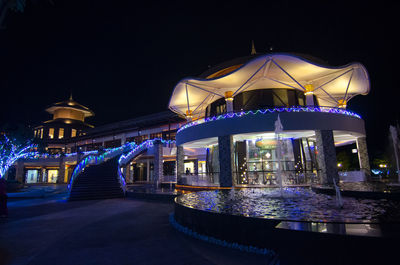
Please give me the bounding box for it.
[168,53,370,119]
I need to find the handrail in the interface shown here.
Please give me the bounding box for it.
[68,138,176,195]
[118,138,176,187]
[118,138,176,167]
[67,142,136,194]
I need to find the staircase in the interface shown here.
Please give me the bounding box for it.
[69,157,125,201]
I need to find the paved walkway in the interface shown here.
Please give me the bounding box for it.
[0,198,272,265]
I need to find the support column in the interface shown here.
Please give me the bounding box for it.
[356,137,370,174]
[304,84,314,106]
[225,91,234,113]
[41,168,46,183]
[15,161,24,183]
[57,156,66,184]
[194,159,199,175]
[146,160,150,182]
[121,134,126,145]
[315,130,338,185]
[76,151,82,165]
[153,140,163,186]
[218,135,235,187]
[176,145,185,184]
[125,164,131,183]
[185,110,193,122]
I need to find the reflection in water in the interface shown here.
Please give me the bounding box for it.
[276,221,382,237]
[176,188,400,223]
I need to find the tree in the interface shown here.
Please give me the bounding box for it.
[0,134,37,178]
[0,0,25,28]
[0,0,54,29]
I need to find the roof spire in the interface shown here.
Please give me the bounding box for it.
[251,40,257,55]
[69,92,73,101]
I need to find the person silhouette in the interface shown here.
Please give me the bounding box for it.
[0,178,8,218]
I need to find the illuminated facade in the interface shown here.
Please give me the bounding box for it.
[6,53,371,189]
[33,95,95,154]
[10,105,184,185]
[169,53,370,187]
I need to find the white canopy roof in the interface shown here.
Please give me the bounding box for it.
[168,53,370,119]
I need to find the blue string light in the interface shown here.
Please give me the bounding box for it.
[178,106,361,133]
[118,138,176,166]
[0,135,38,178]
[169,213,277,259]
[68,142,136,191]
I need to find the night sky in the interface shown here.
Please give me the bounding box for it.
[0,0,398,155]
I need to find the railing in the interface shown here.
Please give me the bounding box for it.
[178,106,361,133]
[234,171,318,186]
[178,173,220,186]
[162,175,177,183]
[177,171,319,187]
[118,138,176,167]
[68,142,137,193]
[118,138,176,188]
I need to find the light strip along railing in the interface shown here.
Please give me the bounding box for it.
[28,150,98,160]
[118,138,176,190]
[177,106,361,133]
[118,138,176,167]
[68,142,137,193]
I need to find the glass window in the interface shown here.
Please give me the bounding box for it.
[26,170,39,183]
[71,129,77,138]
[150,132,162,139]
[40,128,43,139]
[49,128,54,139]
[59,128,64,139]
[47,169,58,183]
[205,88,311,118]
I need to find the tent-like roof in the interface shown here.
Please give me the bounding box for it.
[168,53,370,119]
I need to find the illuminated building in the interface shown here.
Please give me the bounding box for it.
[169,53,370,187]
[6,52,371,189]
[33,94,95,154]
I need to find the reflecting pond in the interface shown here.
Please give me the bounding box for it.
[176,188,400,223]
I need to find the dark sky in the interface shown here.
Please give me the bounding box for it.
[0,0,398,154]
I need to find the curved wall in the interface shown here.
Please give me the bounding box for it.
[177,112,365,145]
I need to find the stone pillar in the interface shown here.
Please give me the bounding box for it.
[218,135,235,187]
[153,140,163,186]
[356,137,370,174]
[15,161,24,183]
[58,156,66,184]
[176,145,185,184]
[315,130,338,185]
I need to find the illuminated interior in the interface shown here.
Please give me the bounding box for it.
[178,130,362,187]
